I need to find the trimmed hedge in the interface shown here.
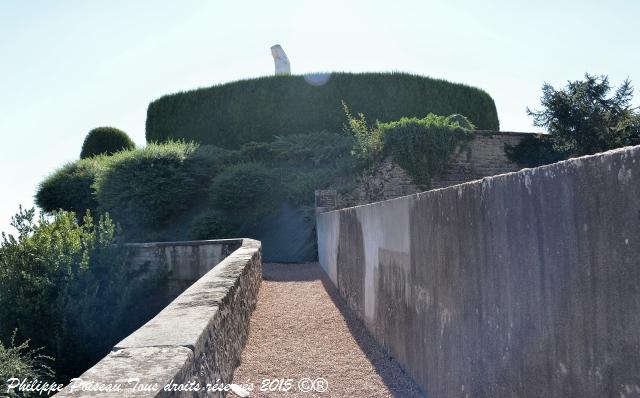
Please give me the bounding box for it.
[80,127,135,159]
[35,157,108,217]
[146,72,499,148]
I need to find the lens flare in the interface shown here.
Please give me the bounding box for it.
[304,72,331,86]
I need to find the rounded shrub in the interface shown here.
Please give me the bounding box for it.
[80,127,135,159]
[210,163,282,219]
[95,142,224,236]
[35,157,108,217]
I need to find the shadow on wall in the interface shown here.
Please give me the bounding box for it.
[242,203,317,263]
[316,145,640,397]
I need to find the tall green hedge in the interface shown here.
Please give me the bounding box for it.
[146,72,499,148]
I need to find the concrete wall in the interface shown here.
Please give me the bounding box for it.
[126,239,242,298]
[317,145,640,397]
[338,131,531,208]
[58,238,261,398]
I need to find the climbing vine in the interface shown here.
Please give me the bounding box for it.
[343,106,474,188]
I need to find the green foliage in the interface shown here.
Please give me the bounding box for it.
[35,157,108,216]
[505,134,569,168]
[527,73,640,156]
[0,207,157,380]
[342,102,383,164]
[95,142,227,237]
[80,127,135,159]
[189,211,238,240]
[146,72,499,148]
[231,131,357,170]
[343,108,474,187]
[380,114,473,187]
[225,132,358,205]
[446,113,476,130]
[0,331,54,397]
[279,168,339,205]
[507,74,640,167]
[210,163,283,220]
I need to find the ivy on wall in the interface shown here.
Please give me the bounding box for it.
[343,107,475,188]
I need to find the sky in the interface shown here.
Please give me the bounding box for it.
[1,0,639,233]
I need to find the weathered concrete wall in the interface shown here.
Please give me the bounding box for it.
[338,131,531,207]
[58,238,261,397]
[317,145,640,397]
[126,239,242,298]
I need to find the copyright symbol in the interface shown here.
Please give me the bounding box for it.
[298,378,313,393]
[314,378,328,392]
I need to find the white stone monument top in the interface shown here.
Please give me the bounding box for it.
[270,44,291,76]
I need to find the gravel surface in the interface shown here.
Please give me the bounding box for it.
[230,262,424,397]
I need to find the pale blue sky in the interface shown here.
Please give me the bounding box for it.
[1,0,639,232]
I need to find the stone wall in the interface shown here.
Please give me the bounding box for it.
[338,131,531,207]
[317,145,640,397]
[57,238,262,397]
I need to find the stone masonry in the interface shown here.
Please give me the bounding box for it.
[338,131,533,207]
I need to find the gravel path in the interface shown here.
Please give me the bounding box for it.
[230,263,424,397]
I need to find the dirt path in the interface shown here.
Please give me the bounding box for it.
[230,263,423,397]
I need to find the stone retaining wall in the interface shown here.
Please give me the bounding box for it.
[317,145,640,397]
[338,131,532,207]
[57,238,262,397]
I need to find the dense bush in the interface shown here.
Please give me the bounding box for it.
[505,134,568,167]
[80,127,135,159]
[1,332,54,397]
[0,208,157,380]
[210,163,283,220]
[230,131,356,169]
[189,211,238,240]
[528,74,640,156]
[507,74,640,167]
[95,142,227,236]
[35,157,108,216]
[221,132,358,206]
[146,72,499,148]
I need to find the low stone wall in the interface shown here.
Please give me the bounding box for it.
[317,145,640,397]
[57,238,262,397]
